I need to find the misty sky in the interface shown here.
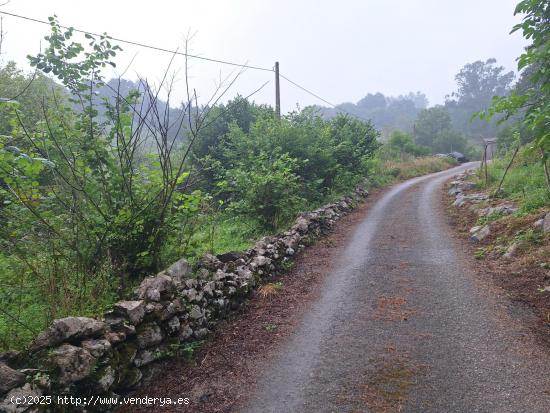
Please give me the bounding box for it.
[0,0,526,112]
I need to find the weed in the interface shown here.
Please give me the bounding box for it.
[258,281,284,298]
[474,248,486,259]
[514,229,543,244]
[264,323,278,332]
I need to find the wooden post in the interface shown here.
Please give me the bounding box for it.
[484,143,489,186]
[494,146,519,196]
[275,61,281,119]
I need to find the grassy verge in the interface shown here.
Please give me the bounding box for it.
[445,151,549,341]
[183,155,458,259]
[473,148,550,214]
[368,155,457,187]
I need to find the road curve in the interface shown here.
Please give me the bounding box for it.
[240,163,550,413]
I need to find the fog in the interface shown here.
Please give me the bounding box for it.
[0,0,526,112]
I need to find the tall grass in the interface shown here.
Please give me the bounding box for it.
[0,154,458,351]
[367,155,457,187]
[475,148,550,213]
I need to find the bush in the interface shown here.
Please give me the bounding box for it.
[385,130,431,157]
[199,109,380,229]
[219,151,306,229]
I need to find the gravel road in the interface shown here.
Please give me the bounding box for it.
[240,163,550,413]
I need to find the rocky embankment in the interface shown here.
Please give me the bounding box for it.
[0,188,368,412]
[447,169,550,342]
[448,169,549,246]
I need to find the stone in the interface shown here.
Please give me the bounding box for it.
[80,338,111,358]
[182,288,203,303]
[543,212,550,233]
[188,305,203,321]
[134,350,155,368]
[198,254,223,271]
[254,240,268,250]
[213,270,229,281]
[147,300,181,321]
[503,241,525,260]
[477,203,517,217]
[49,344,95,384]
[105,331,126,344]
[135,274,175,302]
[534,218,544,230]
[455,193,489,207]
[293,216,309,232]
[202,281,215,296]
[214,298,227,310]
[286,247,295,256]
[470,225,491,242]
[251,255,271,268]
[31,317,106,350]
[179,325,193,341]
[144,302,163,315]
[135,323,163,349]
[184,278,198,289]
[237,267,253,280]
[165,316,180,335]
[453,195,467,207]
[0,363,25,395]
[162,299,184,320]
[282,235,300,249]
[217,251,244,263]
[193,328,209,339]
[116,367,142,390]
[112,342,137,366]
[112,300,145,325]
[104,317,136,337]
[0,352,19,364]
[94,366,115,393]
[0,383,42,413]
[164,258,192,284]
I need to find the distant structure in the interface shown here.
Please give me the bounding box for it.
[483,138,497,161]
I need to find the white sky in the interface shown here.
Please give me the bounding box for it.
[0,0,526,112]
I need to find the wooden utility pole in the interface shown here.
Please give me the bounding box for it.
[275,61,281,119]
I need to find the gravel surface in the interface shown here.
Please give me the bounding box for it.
[241,163,550,413]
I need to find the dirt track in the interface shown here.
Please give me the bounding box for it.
[125,163,550,412]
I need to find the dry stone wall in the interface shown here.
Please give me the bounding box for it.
[0,187,368,412]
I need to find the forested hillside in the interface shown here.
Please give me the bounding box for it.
[315,58,518,160]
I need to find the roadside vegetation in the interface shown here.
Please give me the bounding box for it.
[445,0,549,338]
[3,0,544,351]
[474,147,549,214]
[0,18,459,350]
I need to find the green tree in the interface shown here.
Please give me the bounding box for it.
[480,0,550,190]
[387,130,430,156]
[0,61,66,135]
[414,106,452,148]
[446,58,515,140]
[414,106,470,154]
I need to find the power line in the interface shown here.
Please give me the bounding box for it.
[0,10,273,72]
[279,73,357,118]
[0,9,357,118]
[279,73,338,108]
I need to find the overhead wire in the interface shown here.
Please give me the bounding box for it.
[0,9,359,118]
[0,10,273,72]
